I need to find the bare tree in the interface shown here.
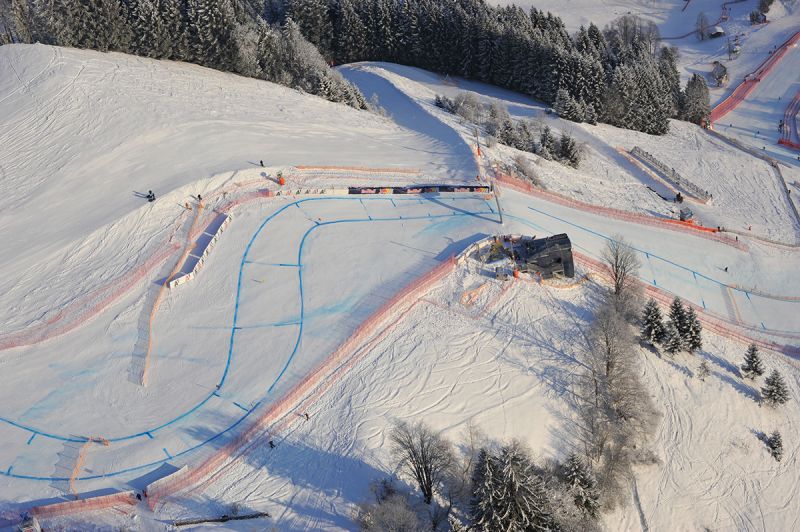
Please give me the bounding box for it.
[355,493,422,532]
[575,299,660,509]
[601,235,641,302]
[390,421,454,505]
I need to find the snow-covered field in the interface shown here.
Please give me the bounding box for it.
[1,39,799,532]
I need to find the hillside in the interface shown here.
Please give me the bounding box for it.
[0,42,798,532]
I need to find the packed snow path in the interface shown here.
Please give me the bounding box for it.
[0,195,497,486]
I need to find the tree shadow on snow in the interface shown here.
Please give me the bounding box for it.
[179,423,387,530]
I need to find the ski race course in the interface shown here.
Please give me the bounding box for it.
[1,42,800,530]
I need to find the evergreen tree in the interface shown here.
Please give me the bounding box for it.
[741,344,765,379]
[766,430,783,461]
[334,0,367,63]
[685,307,702,354]
[564,453,599,517]
[641,298,666,345]
[286,0,332,57]
[681,73,710,125]
[471,443,556,531]
[762,370,790,407]
[657,46,681,117]
[554,88,584,122]
[662,321,682,355]
[558,131,580,168]
[186,0,238,70]
[538,125,556,160]
[668,297,688,348]
[11,0,34,43]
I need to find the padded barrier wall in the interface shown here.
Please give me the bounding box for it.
[145,256,457,509]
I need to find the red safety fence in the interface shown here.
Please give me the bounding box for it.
[31,491,137,520]
[778,90,800,150]
[711,30,800,123]
[493,173,746,250]
[0,237,183,352]
[145,257,457,509]
[572,252,800,354]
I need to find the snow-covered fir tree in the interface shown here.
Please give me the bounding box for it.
[741,344,765,379]
[563,453,599,517]
[762,370,790,407]
[558,131,580,168]
[641,298,666,345]
[538,126,556,161]
[681,73,710,125]
[684,307,702,354]
[662,321,682,355]
[554,88,584,123]
[766,430,783,462]
[470,443,557,531]
[668,297,688,348]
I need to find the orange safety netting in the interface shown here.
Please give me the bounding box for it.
[492,173,744,248]
[146,257,456,509]
[710,30,800,123]
[31,491,137,520]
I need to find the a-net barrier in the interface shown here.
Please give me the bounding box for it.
[710,30,800,123]
[572,252,800,355]
[31,490,137,520]
[492,173,746,250]
[145,256,457,509]
[0,231,184,352]
[778,91,800,150]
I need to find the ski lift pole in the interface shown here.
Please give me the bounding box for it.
[492,180,504,225]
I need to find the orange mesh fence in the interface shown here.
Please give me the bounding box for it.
[146,257,456,509]
[572,252,800,354]
[140,204,204,386]
[31,491,137,520]
[778,91,800,150]
[711,30,800,123]
[493,173,746,250]
[0,236,183,352]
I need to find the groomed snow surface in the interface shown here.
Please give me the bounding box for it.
[0,42,799,531]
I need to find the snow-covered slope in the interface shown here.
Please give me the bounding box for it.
[1,42,799,532]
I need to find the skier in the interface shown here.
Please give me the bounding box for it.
[260,160,264,167]
[724,267,728,272]
[304,412,310,421]
[147,190,155,202]
[197,194,202,202]
[269,439,275,449]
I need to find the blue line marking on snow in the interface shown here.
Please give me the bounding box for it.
[746,292,752,301]
[233,402,249,413]
[524,206,799,301]
[6,466,11,475]
[163,448,172,459]
[762,322,767,330]
[702,299,706,309]
[26,434,35,445]
[0,195,492,482]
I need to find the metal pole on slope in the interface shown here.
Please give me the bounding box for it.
[493,180,504,225]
